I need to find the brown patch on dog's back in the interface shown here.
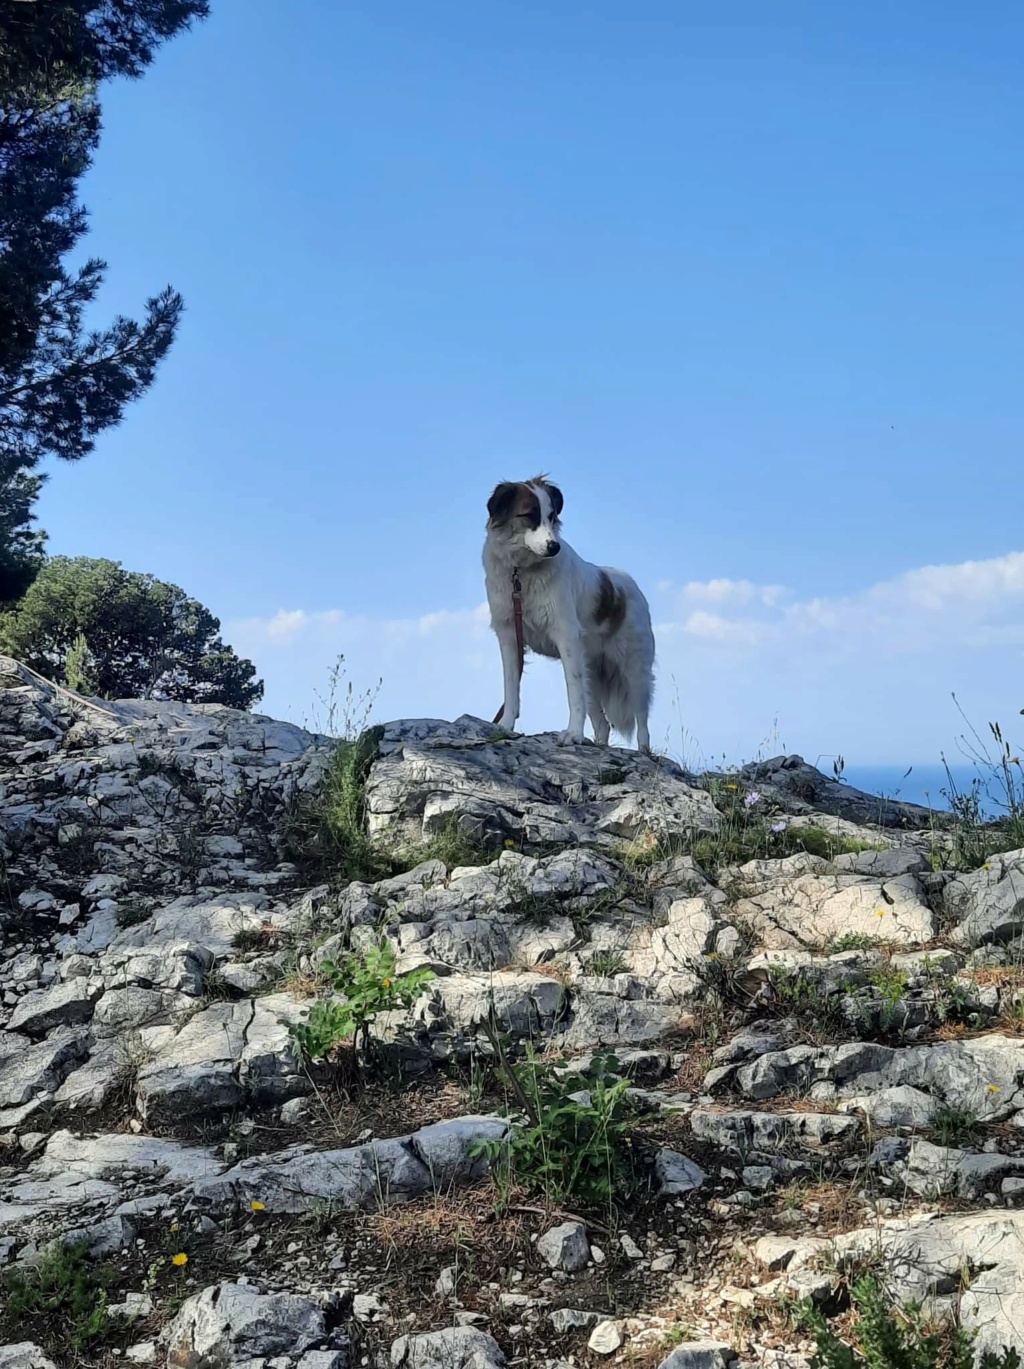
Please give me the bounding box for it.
[594,570,627,634]
[487,481,542,528]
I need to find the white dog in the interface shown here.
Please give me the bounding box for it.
[483,475,655,750]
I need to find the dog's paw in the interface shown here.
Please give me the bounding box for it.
[557,728,585,747]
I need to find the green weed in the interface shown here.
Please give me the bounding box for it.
[471,1046,634,1207]
[795,1273,1019,1369]
[287,942,434,1072]
[115,895,153,929]
[282,726,390,883]
[1,1240,111,1353]
[928,1103,981,1149]
[587,948,629,978]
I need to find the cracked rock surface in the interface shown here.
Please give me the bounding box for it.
[4,655,1024,1368]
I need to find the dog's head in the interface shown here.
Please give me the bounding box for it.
[486,475,564,559]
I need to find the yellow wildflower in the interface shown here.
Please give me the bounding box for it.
[988,1084,1000,1094]
[382,978,392,989]
[726,784,738,791]
[172,1253,188,1267]
[876,909,886,918]
[504,839,516,849]
[251,1200,265,1211]
[170,1223,179,1233]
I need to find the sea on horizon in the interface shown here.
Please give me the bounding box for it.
[839,763,1013,819]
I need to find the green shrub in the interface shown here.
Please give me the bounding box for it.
[2,1240,110,1352]
[287,943,434,1070]
[472,1049,634,1207]
[797,1274,1019,1369]
[282,727,390,883]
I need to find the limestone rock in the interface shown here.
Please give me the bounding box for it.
[366,716,719,850]
[391,1327,506,1369]
[736,754,933,829]
[654,1148,706,1195]
[6,980,100,1037]
[193,1116,507,1214]
[946,851,1024,946]
[588,1320,624,1355]
[690,1108,859,1154]
[165,1281,325,1366]
[536,1221,591,1272]
[657,1343,737,1369]
[0,1348,58,1369]
[733,868,934,949]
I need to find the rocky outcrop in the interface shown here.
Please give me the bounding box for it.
[3,655,1024,1368]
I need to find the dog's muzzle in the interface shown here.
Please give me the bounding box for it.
[544,541,561,557]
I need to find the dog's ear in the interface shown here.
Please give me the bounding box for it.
[487,482,518,525]
[546,482,563,519]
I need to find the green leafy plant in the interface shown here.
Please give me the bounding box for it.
[288,943,434,1070]
[587,948,629,978]
[764,966,847,1038]
[2,1240,111,1352]
[472,1045,635,1207]
[829,933,883,953]
[867,965,909,1033]
[796,1274,1019,1369]
[282,726,390,883]
[928,1102,981,1149]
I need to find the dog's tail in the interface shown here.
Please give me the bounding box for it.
[597,669,652,742]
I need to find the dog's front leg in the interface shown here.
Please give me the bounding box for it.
[494,625,521,732]
[555,631,587,746]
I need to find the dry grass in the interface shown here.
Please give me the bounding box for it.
[964,964,1024,989]
[372,1188,530,1264]
[671,1041,717,1093]
[275,966,330,999]
[775,1176,873,1235]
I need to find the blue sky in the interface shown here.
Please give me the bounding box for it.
[37,0,1024,764]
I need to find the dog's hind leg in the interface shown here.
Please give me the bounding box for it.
[589,698,611,746]
[636,710,651,754]
[634,679,653,753]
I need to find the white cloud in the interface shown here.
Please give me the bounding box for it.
[662,550,1024,655]
[675,577,788,608]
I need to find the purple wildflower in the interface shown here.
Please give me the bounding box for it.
[743,791,761,808]
[771,820,787,833]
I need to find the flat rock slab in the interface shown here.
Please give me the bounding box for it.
[193,1115,508,1213]
[0,1129,224,1228]
[733,868,934,949]
[777,1211,1024,1360]
[690,1108,860,1153]
[729,1036,1024,1123]
[946,850,1024,946]
[737,754,934,829]
[365,716,719,849]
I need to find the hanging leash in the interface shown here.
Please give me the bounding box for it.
[492,567,524,726]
